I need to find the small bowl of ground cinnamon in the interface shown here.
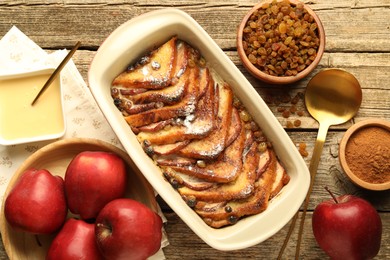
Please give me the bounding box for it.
[339,119,390,191]
[237,0,325,84]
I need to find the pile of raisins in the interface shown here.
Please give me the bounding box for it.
[242,0,320,77]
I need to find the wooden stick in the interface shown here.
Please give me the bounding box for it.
[31,41,81,105]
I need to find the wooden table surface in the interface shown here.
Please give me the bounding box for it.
[0,0,389,259]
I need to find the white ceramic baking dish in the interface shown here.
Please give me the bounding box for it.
[88,8,310,251]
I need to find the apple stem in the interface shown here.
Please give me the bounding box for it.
[96,222,113,237]
[325,186,339,204]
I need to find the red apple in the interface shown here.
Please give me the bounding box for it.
[47,218,103,260]
[64,151,127,220]
[4,169,67,234]
[312,187,382,260]
[95,198,162,260]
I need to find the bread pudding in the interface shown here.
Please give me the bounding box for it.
[111,36,290,228]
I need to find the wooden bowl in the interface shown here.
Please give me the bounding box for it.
[339,119,390,191]
[0,138,158,260]
[237,0,325,84]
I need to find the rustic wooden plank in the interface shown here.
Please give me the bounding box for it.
[0,210,387,259]
[0,237,7,260]
[161,211,390,259]
[0,1,389,52]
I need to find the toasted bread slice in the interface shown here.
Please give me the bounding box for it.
[170,123,246,183]
[114,88,148,96]
[225,108,243,147]
[150,140,190,155]
[118,101,159,115]
[256,148,271,180]
[195,149,277,228]
[135,67,214,144]
[270,161,290,199]
[118,41,190,105]
[124,80,186,105]
[163,167,216,191]
[112,36,177,89]
[177,84,234,160]
[173,40,191,79]
[124,65,200,127]
[176,131,258,203]
[136,119,175,133]
[156,156,196,167]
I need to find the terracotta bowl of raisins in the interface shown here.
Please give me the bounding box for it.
[237,0,325,85]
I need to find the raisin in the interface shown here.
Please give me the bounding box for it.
[242,0,320,76]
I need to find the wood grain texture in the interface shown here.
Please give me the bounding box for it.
[0,1,389,51]
[0,0,389,259]
[161,211,390,259]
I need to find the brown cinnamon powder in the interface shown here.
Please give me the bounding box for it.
[345,126,390,184]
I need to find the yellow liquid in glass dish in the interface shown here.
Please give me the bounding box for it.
[0,69,65,145]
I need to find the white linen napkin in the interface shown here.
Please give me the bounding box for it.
[0,26,168,259]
